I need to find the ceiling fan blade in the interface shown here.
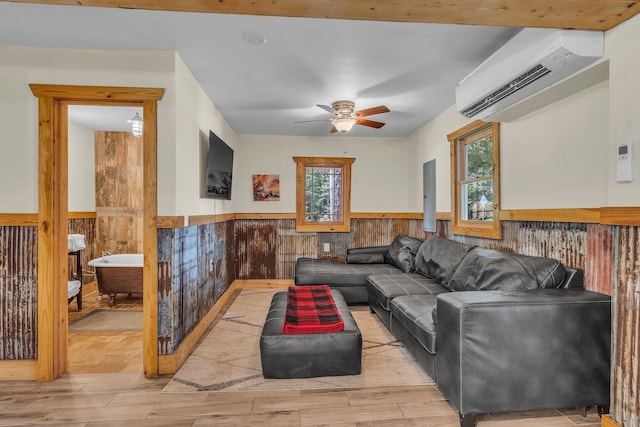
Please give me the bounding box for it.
[330,126,338,133]
[317,104,335,114]
[356,105,390,117]
[356,118,386,129]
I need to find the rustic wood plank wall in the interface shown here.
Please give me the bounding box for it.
[445,221,612,294]
[0,226,38,360]
[611,226,640,427]
[94,131,143,255]
[1,214,636,426]
[157,221,234,355]
[0,219,94,360]
[234,217,613,293]
[234,218,427,280]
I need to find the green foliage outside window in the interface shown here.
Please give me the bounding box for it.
[305,167,342,222]
[462,136,494,221]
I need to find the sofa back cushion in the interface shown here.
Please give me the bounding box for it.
[448,247,568,291]
[383,235,424,273]
[413,236,474,285]
[507,252,569,289]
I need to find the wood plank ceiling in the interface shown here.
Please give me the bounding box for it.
[6,0,639,31]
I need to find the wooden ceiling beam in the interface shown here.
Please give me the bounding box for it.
[5,0,639,31]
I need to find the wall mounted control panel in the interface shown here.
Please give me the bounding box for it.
[617,142,634,183]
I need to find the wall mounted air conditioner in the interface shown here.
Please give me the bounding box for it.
[455,28,603,121]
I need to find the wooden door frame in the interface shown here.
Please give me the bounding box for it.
[29,84,165,380]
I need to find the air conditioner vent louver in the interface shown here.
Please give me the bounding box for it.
[460,64,552,118]
[455,29,604,121]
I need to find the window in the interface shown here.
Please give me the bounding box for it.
[447,120,501,239]
[293,156,355,232]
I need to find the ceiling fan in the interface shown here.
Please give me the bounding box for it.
[296,100,390,133]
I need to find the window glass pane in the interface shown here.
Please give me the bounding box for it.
[304,166,342,222]
[460,179,494,221]
[465,135,493,179]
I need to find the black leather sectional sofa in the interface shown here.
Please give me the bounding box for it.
[294,235,611,427]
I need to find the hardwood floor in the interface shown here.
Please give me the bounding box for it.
[0,376,605,426]
[0,287,604,426]
[67,283,143,374]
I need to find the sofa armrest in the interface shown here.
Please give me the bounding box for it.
[346,246,388,264]
[436,289,611,417]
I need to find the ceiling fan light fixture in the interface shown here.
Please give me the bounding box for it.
[332,117,356,132]
[127,112,143,137]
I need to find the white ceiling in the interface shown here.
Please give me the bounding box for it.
[0,2,520,137]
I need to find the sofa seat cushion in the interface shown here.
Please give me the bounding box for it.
[367,273,447,310]
[295,258,401,287]
[390,294,438,354]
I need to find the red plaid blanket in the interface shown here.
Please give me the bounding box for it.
[282,285,345,334]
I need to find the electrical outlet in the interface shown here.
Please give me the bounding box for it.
[210,259,214,273]
[323,243,330,253]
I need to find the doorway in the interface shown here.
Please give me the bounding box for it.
[67,105,145,373]
[30,84,164,380]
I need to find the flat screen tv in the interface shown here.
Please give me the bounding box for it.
[205,130,233,200]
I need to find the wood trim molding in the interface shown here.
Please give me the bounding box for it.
[601,415,622,427]
[30,83,164,381]
[6,208,640,228]
[141,98,160,378]
[0,360,38,381]
[500,207,640,226]
[156,216,185,228]
[235,212,425,221]
[0,213,38,226]
[448,121,501,240]
[0,212,94,225]
[235,213,296,220]
[188,213,236,226]
[157,279,291,375]
[145,209,640,227]
[68,211,96,219]
[29,84,165,102]
[234,279,293,289]
[352,212,422,219]
[8,0,636,31]
[293,156,354,233]
[500,208,601,224]
[600,206,640,226]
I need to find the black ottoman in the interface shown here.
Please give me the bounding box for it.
[260,289,362,379]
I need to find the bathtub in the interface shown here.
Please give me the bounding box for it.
[88,254,143,306]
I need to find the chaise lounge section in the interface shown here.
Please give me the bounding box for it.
[294,235,423,304]
[294,235,611,427]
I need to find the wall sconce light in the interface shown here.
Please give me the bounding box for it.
[127,112,143,137]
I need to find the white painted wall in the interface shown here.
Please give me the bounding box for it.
[234,134,409,213]
[0,63,39,213]
[4,13,640,219]
[411,14,640,213]
[0,46,177,214]
[406,105,468,212]
[67,121,95,211]
[606,14,640,206]
[173,54,238,216]
[500,80,608,209]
